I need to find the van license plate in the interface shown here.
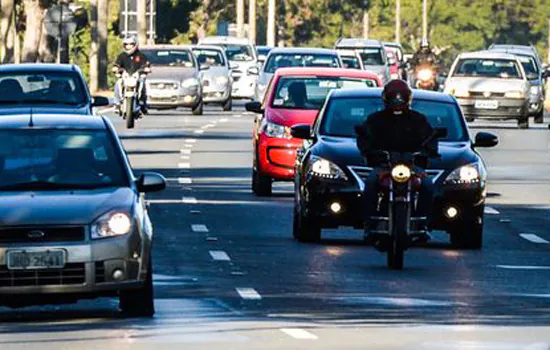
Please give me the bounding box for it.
[475,100,498,109]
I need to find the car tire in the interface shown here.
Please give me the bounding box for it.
[518,116,529,129]
[222,97,232,112]
[534,109,544,124]
[192,100,204,116]
[293,204,321,243]
[252,168,272,196]
[450,207,484,250]
[119,258,155,317]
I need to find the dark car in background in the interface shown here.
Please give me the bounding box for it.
[292,89,498,249]
[0,64,109,115]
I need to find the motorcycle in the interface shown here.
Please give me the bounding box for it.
[414,65,438,91]
[368,129,446,270]
[117,69,149,129]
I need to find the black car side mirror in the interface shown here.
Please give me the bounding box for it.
[136,172,166,193]
[247,66,260,76]
[474,132,499,148]
[245,101,263,114]
[542,70,550,79]
[290,124,313,139]
[92,96,111,107]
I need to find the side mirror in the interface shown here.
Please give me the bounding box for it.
[229,62,239,70]
[247,66,260,76]
[542,70,550,79]
[474,132,499,148]
[290,124,313,139]
[245,101,263,114]
[136,172,166,192]
[92,96,110,107]
[199,64,210,71]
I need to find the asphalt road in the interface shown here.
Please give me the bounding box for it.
[0,104,549,349]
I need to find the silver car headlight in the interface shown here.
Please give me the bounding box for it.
[307,156,348,181]
[444,162,485,185]
[91,211,132,239]
[215,76,230,86]
[182,78,199,89]
[263,121,290,139]
[504,90,526,99]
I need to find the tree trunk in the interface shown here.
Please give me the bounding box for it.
[21,0,45,62]
[38,33,57,63]
[98,0,108,90]
[0,0,15,63]
[89,0,99,92]
[137,0,147,44]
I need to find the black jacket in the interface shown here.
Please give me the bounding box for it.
[411,49,437,69]
[114,50,150,74]
[356,108,434,164]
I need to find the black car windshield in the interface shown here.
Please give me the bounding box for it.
[0,129,128,190]
[264,54,340,74]
[0,72,86,106]
[143,49,195,67]
[454,58,523,79]
[193,49,226,67]
[321,97,466,141]
[358,48,385,66]
[214,44,254,62]
[272,77,378,110]
[342,56,361,69]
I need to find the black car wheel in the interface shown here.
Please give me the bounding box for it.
[450,206,484,250]
[534,109,544,124]
[252,168,272,196]
[518,116,529,129]
[192,100,204,115]
[119,258,155,317]
[222,97,232,111]
[292,204,321,243]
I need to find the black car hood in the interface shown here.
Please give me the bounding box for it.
[316,136,479,170]
[0,105,90,116]
[0,187,136,226]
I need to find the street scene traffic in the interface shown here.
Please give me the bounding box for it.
[0,0,549,348]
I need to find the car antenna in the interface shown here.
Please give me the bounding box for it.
[28,108,34,127]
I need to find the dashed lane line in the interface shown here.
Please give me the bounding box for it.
[185,139,197,143]
[182,197,198,204]
[280,328,318,340]
[520,233,549,244]
[178,163,190,169]
[180,155,190,160]
[209,250,231,261]
[184,144,194,148]
[194,130,205,134]
[178,178,192,184]
[484,206,500,215]
[191,224,209,233]
[235,288,262,300]
[180,149,192,154]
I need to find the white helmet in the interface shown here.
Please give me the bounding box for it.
[122,35,138,55]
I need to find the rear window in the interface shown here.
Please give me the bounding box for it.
[454,58,523,79]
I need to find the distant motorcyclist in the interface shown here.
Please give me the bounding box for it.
[112,35,151,114]
[410,39,438,90]
[355,80,436,241]
[411,39,437,69]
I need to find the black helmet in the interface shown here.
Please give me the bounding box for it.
[382,79,412,113]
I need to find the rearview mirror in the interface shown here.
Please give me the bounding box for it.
[247,66,260,76]
[92,96,111,107]
[474,132,499,148]
[290,124,313,139]
[245,101,263,114]
[136,172,166,192]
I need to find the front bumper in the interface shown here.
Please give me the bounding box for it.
[232,74,256,99]
[457,97,528,119]
[257,135,302,181]
[203,85,231,103]
[147,87,201,108]
[0,232,150,298]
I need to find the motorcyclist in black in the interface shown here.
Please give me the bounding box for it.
[355,80,436,243]
[411,39,437,69]
[112,35,151,114]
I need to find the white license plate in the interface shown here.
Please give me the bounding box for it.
[475,100,499,109]
[7,250,65,270]
[149,91,175,98]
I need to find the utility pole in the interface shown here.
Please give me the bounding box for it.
[248,0,256,44]
[90,0,99,92]
[236,0,245,38]
[395,0,400,44]
[363,0,369,39]
[148,0,155,44]
[137,0,147,44]
[267,0,276,47]
[98,0,108,90]
[547,18,550,65]
[422,0,428,41]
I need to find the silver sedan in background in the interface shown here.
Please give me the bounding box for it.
[192,45,234,111]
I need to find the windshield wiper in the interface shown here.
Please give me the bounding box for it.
[0,181,112,191]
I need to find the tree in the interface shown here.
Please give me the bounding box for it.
[21,0,52,62]
[0,0,16,63]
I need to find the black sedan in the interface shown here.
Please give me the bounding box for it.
[0,64,109,115]
[292,88,498,249]
[0,114,165,316]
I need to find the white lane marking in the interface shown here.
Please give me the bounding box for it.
[209,250,231,261]
[484,206,500,215]
[194,129,205,134]
[182,197,198,204]
[520,233,549,244]
[220,118,228,123]
[185,139,197,143]
[184,144,194,148]
[178,177,192,184]
[191,224,209,233]
[178,163,190,169]
[497,265,550,270]
[280,328,318,340]
[180,149,192,154]
[201,125,210,130]
[236,288,262,300]
[180,155,190,160]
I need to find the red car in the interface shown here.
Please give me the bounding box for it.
[246,67,382,196]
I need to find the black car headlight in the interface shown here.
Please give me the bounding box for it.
[307,156,348,181]
[444,162,485,185]
[91,211,133,239]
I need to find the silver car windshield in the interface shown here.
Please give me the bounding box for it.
[144,49,195,68]
[0,129,128,190]
[193,49,226,67]
[358,48,385,66]
[454,58,523,79]
[215,44,254,62]
[265,54,340,74]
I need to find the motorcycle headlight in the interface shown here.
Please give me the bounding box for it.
[417,69,433,81]
[263,121,291,139]
[391,164,411,183]
[215,76,229,85]
[182,78,200,88]
[444,162,485,185]
[504,90,526,99]
[307,156,348,181]
[529,85,541,96]
[91,211,132,239]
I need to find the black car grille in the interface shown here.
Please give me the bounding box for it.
[349,166,445,186]
[0,263,86,287]
[0,227,86,244]
[95,262,106,283]
[150,82,179,90]
[469,91,506,98]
